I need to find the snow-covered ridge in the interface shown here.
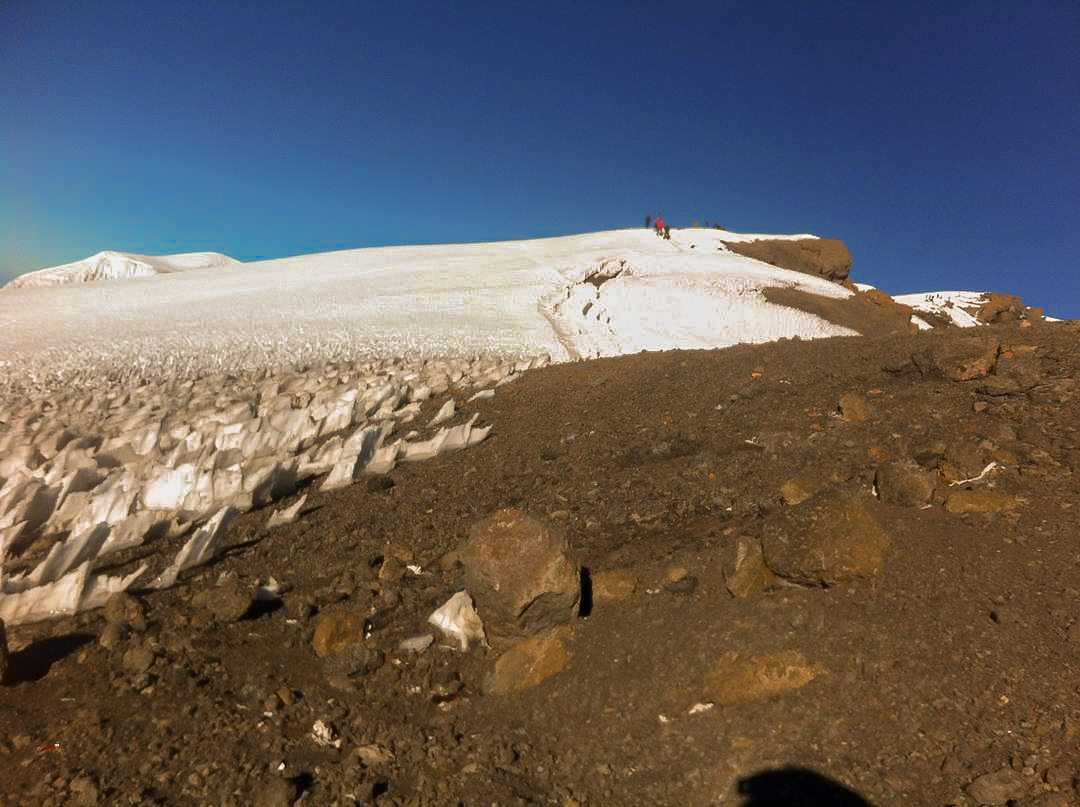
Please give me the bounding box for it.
[3,250,240,289]
[0,228,858,396]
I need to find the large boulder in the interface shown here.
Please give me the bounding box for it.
[464,509,580,637]
[721,238,852,283]
[913,335,1000,382]
[760,489,891,586]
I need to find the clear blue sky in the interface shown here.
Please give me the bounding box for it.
[2,1,1078,317]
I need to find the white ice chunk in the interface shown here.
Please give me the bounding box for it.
[429,398,455,427]
[365,440,400,475]
[149,506,236,590]
[101,509,158,555]
[266,494,307,528]
[0,560,90,626]
[467,423,493,447]
[441,414,480,453]
[428,590,486,651]
[15,523,110,590]
[78,564,147,612]
[321,454,362,491]
[400,429,449,462]
[0,521,27,563]
[468,388,496,402]
[143,464,197,510]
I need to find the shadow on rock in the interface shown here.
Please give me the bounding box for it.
[3,632,96,685]
[738,767,875,806]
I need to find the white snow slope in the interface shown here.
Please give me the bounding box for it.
[3,250,240,289]
[0,229,857,393]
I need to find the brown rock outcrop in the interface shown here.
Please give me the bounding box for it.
[722,238,852,283]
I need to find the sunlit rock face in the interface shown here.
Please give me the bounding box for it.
[0,355,540,625]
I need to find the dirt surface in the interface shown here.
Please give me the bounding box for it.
[3,322,1080,806]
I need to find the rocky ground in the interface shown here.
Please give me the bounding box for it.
[2,320,1079,806]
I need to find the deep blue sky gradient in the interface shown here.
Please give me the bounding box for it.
[2,0,1078,316]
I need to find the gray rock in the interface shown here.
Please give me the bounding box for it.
[966,767,1026,804]
[464,508,580,637]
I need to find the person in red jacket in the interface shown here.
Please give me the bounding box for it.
[654,214,665,236]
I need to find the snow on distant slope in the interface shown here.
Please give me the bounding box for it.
[3,250,240,289]
[893,291,988,328]
[0,229,858,393]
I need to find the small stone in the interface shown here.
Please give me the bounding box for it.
[875,460,938,507]
[780,478,814,506]
[663,565,688,584]
[965,768,1025,804]
[99,622,126,651]
[191,578,252,623]
[122,646,155,674]
[312,610,367,658]
[326,643,383,678]
[68,773,100,806]
[104,592,147,632]
[913,335,1000,382]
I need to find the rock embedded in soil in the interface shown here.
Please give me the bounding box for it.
[704,649,824,705]
[722,536,776,599]
[464,508,580,637]
[965,767,1026,804]
[837,392,870,422]
[484,630,571,695]
[874,460,939,507]
[944,489,1017,514]
[913,334,1000,381]
[760,489,891,585]
[589,568,639,603]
